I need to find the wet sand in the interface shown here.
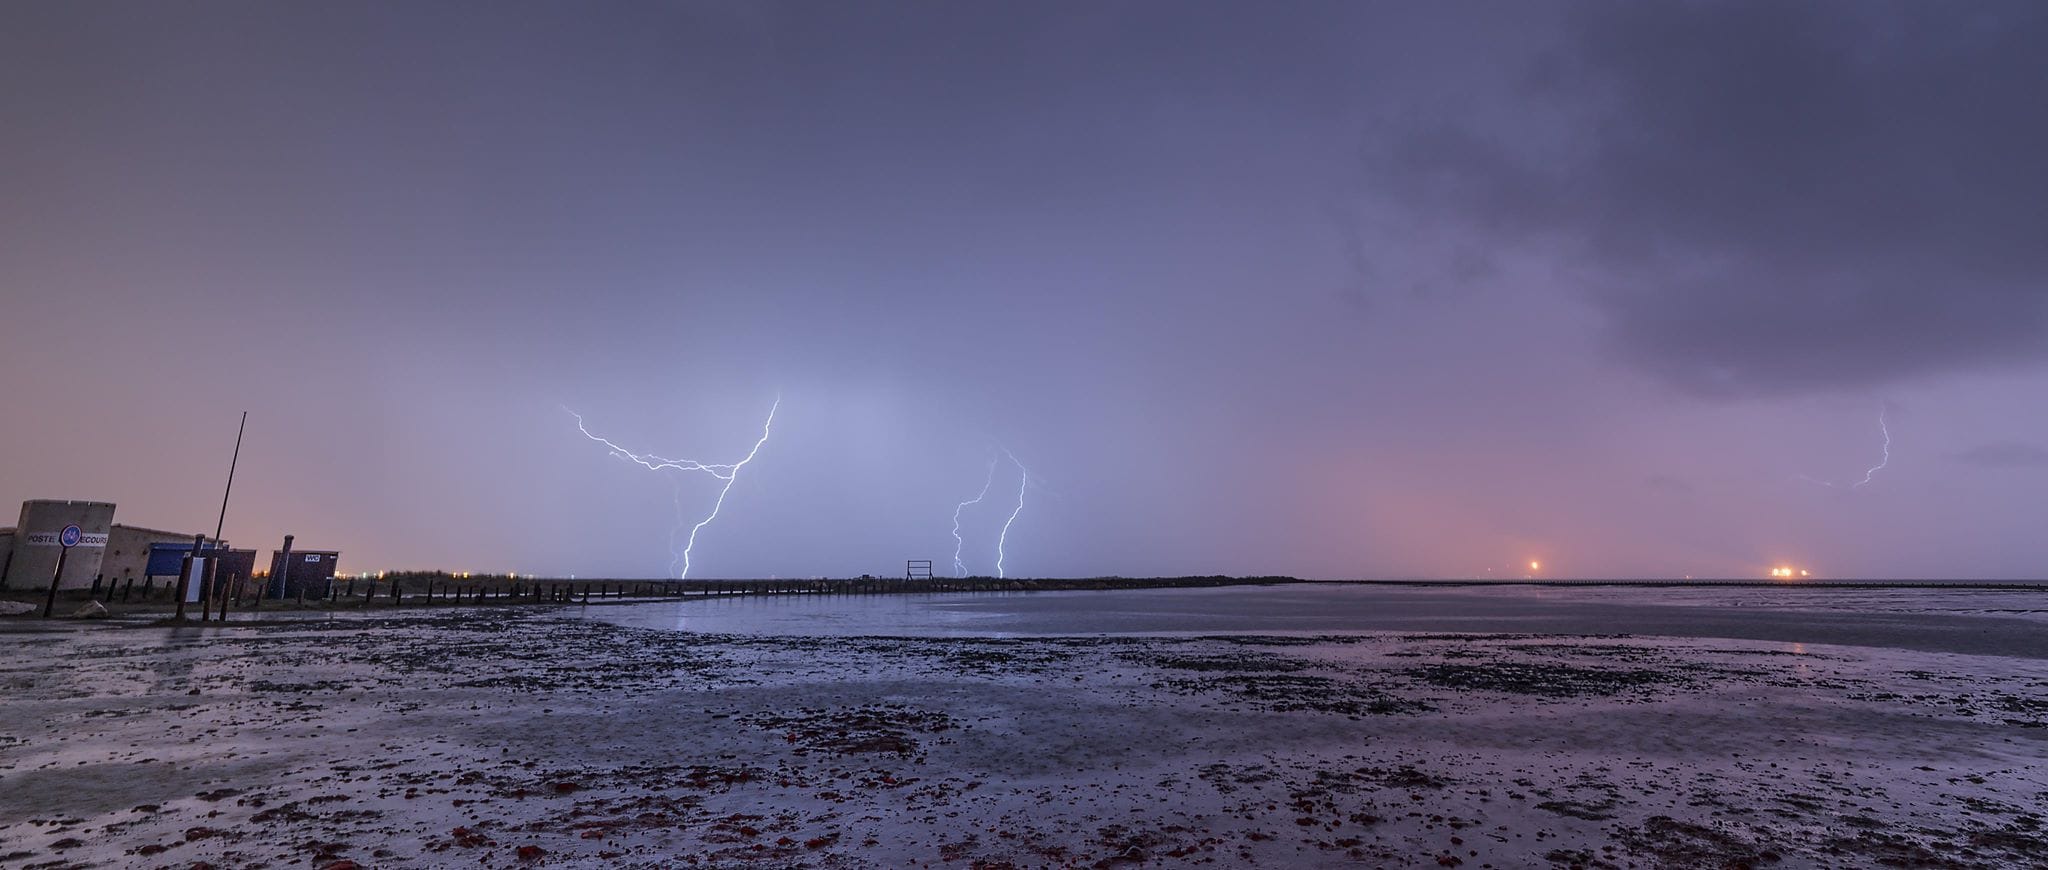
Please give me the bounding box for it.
[1,590,2044,868]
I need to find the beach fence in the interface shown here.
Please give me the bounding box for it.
[269,572,1280,608]
[232,574,2048,613]
[27,573,1026,613]
[18,573,1290,616]
[268,570,1039,608]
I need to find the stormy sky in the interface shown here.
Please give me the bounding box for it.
[2,1,2043,580]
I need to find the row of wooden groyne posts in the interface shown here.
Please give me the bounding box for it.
[75,574,2046,614]
[69,573,1293,612]
[334,575,1049,605]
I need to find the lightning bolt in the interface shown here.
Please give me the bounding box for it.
[678,400,777,579]
[1850,406,1890,489]
[996,448,1028,580]
[951,455,999,577]
[1796,405,1892,491]
[568,397,778,579]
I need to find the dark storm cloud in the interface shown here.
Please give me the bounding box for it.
[4,1,2046,579]
[1953,442,2048,469]
[1372,1,2048,396]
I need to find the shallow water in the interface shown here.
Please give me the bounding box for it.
[584,581,2048,658]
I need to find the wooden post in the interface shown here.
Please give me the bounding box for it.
[273,534,294,603]
[41,545,73,619]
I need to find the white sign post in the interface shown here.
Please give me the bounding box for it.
[185,558,209,603]
[41,525,82,618]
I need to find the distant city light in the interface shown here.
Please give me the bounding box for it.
[1528,560,1541,572]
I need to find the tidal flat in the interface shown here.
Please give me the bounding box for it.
[1,586,2044,868]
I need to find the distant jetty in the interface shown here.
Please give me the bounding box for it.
[2,573,1309,618]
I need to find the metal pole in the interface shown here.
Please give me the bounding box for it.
[199,412,246,621]
[213,412,245,543]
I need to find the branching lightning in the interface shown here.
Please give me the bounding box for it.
[568,397,778,579]
[678,401,777,579]
[1850,407,1891,489]
[951,456,999,577]
[996,448,1028,580]
[950,447,1032,578]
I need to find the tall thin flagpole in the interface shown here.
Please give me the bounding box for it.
[208,412,246,618]
[215,411,246,542]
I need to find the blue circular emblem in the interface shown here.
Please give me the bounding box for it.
[59,525,82,548]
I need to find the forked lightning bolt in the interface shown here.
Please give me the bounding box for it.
[951,448,1032,578]
[996,449,1028,580]
[952,456,999,577]
[568,397,778,579]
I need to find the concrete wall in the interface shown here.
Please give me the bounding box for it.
[102,525,212,583]
[2,501,116,590]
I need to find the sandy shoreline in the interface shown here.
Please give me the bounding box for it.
[1,605,2044,868]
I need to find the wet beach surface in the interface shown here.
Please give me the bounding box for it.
[593,583,2048,658]
[0,585,2044,868]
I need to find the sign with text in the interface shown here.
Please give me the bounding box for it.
[25,530,107,548]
